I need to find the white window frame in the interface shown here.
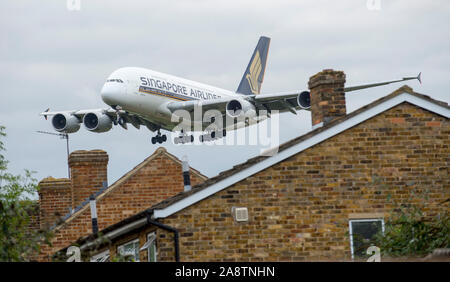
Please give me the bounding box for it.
[117,238,140,262]
[348,218,385,260]
[90,249,110,262]
[142,232,157,262]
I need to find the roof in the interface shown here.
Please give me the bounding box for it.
[51,147,207,231]
[67,85,450,250]
[151,85,449,218]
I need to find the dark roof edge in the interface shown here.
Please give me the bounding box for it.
[58,208,155,254]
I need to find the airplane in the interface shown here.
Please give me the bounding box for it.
[40,36,422,144]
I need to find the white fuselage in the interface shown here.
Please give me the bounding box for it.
[100,67,242,131]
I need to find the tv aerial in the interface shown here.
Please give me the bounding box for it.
[36,130,71,178]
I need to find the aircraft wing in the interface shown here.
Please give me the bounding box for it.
[253,91,308,114]
[166,98,231,113]
[166,91,309,117]
[39,108,160,131]
[40,108,115,119]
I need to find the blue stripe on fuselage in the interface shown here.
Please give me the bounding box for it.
[139,86,196,101]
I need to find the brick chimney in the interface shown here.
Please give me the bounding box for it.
[69,150,108,209]
[308,69,347,127]
[38,177,72,228]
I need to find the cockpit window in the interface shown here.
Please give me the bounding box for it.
[106,79,124,83]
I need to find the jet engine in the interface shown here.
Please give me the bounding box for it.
[225,99,256,118]
[297,91,311,109]
[83,112,113,133]
[51,113,80,133]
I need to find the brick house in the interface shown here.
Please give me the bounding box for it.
[35,147,207,261]
[59,69,448,262]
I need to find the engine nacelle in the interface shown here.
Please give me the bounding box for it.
[297,91,311,109]
[51,113,80,133]
[83,112,112,133]
[225,99,256,118]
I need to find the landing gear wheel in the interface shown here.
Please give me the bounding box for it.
[151,129,167,144]
[175,132,194,144]
[200,129,225,142]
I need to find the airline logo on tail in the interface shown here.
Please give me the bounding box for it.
[236,36,270,95]
[246,50,262,94]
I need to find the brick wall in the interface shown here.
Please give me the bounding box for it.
[38,178,72,228]
[80,224,157,262]
[69,150,108,209]
[38,148,206,261]
[155,103,448,261]
[309,69,347,126]
[24,201,41,261]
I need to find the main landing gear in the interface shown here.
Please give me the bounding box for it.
[150,129,227,145]
[199,129,226,142]
[174,130,194,144]
[151,129,167,144]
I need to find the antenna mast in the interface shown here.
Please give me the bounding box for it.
[37,131,71,178]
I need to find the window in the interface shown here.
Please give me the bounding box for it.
[106,79,124,83]
[349,219,384,259]
[140,232,157,262]
[117,239,140,262]
[90,250,110,262]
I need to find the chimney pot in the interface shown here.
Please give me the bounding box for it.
[182,155,191,192]
[89,195,98,234]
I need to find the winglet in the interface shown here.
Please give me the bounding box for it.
[417,72,422,84]
[43,108,50,120]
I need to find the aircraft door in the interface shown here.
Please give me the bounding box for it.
[127,79,139,95]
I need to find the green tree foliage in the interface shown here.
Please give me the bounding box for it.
[373,183,449,257]
[0,126,52,261]
[374,205,449,257]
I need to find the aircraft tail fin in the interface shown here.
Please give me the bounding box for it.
[236,36,270,95]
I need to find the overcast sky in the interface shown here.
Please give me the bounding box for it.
[1,1,449,197]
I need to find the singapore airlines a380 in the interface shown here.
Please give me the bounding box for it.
[41,36,421,144]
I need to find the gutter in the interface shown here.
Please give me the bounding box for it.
[145,211,180,262]
[80,217,147,251]
[79,210,180,262]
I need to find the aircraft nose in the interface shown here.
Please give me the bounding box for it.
[101,82,126,106]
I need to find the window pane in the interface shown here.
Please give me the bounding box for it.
[118,240,140,262]
[147,233,157,262]
[90,249,110,262]
[149,243,156,262]
[134,241,140,261]
[351,220,382,257]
